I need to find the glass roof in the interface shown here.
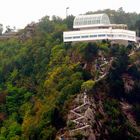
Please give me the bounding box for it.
[73,13,110,28]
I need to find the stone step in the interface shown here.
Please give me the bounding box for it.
[70,125,91,132]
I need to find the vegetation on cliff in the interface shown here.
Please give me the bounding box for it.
[0,9,140,140]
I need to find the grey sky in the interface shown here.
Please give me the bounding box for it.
[0,0,139,29]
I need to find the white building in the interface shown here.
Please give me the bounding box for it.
[63,14,136,45]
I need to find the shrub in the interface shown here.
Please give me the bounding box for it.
[81,80,95,91]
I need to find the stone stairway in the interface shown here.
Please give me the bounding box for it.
[67,58,113,135]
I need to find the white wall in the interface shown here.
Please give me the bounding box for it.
[63,28,136,43]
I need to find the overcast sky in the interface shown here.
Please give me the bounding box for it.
[0,0,139,29]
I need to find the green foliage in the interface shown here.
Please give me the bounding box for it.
[7,122,21,139]
[64,15,75,29]
[39,126,56,140]
[5,84,32,115]
[104,99,121,119]
[103,98,129,139]
[0,136,6,140]
[80,42,99,62]
[0,11,139,139]
[74,132,85,140]
[81,80,95,91]
[0,120,22,140]
[107,46,130,97]
[67,120,75,129]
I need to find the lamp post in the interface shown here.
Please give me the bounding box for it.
[66,7,69,18]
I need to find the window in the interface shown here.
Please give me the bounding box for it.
[81,35,89,38]
[118,34,123,37]
[90,35,97,37]
[65,37,72,39]
[98,34,106,37]
[107,34,113,37]
[73,36,80,39]
[122,35,126,37]
[128,36,134,39]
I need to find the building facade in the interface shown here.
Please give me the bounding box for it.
[63,14,136,45]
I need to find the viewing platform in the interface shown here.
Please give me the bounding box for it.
[63,13,136,45]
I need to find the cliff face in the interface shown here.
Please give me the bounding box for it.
[57,44,140,140]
